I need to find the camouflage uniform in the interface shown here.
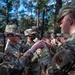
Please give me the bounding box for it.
[4,42,33,75]
[1,25,33,75]
[39,47,52,75]
[48,7,75,75]
[50,32,75,75]
[24,29,41,75]
[37,32,54,75]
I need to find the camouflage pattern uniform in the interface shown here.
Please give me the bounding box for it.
[37,32,54,75]
[39,46,52,75]
[24,29,41,75]
[1,25,33,75]
[50,32,75,75]
[4,42,32,75]
[48,7,75,75]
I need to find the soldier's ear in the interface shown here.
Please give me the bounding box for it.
[68,17,73,25]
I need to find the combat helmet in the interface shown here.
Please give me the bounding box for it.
[5,24,21,36]
[51,49,74,74]
[57,6,75,23]
[24,28,36,36]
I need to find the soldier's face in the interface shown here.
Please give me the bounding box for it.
[7,34,14,41]
[60,15,71,34]
[29,34,35,40]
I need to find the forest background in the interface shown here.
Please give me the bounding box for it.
[0,0,74,37]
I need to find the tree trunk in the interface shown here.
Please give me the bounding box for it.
[36,9,39,27]
[54,0,62,35]
[6,0,9,24]
[41,10,45,38]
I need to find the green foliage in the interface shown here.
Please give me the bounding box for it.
[0,25,5,33]
[38,0,50,11]
[1,0,73,34]
[19,14,36,34]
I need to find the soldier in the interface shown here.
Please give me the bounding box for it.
[14,31,55,75]
[3,25,24,75]
[24,28,36,48]
[32,26,41,42]
[24,29,41,75]
[39,32,53,75]
[27,32,56,75]
[55,33,67,47]
[2,25,38,75]
[48,6,75,75]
